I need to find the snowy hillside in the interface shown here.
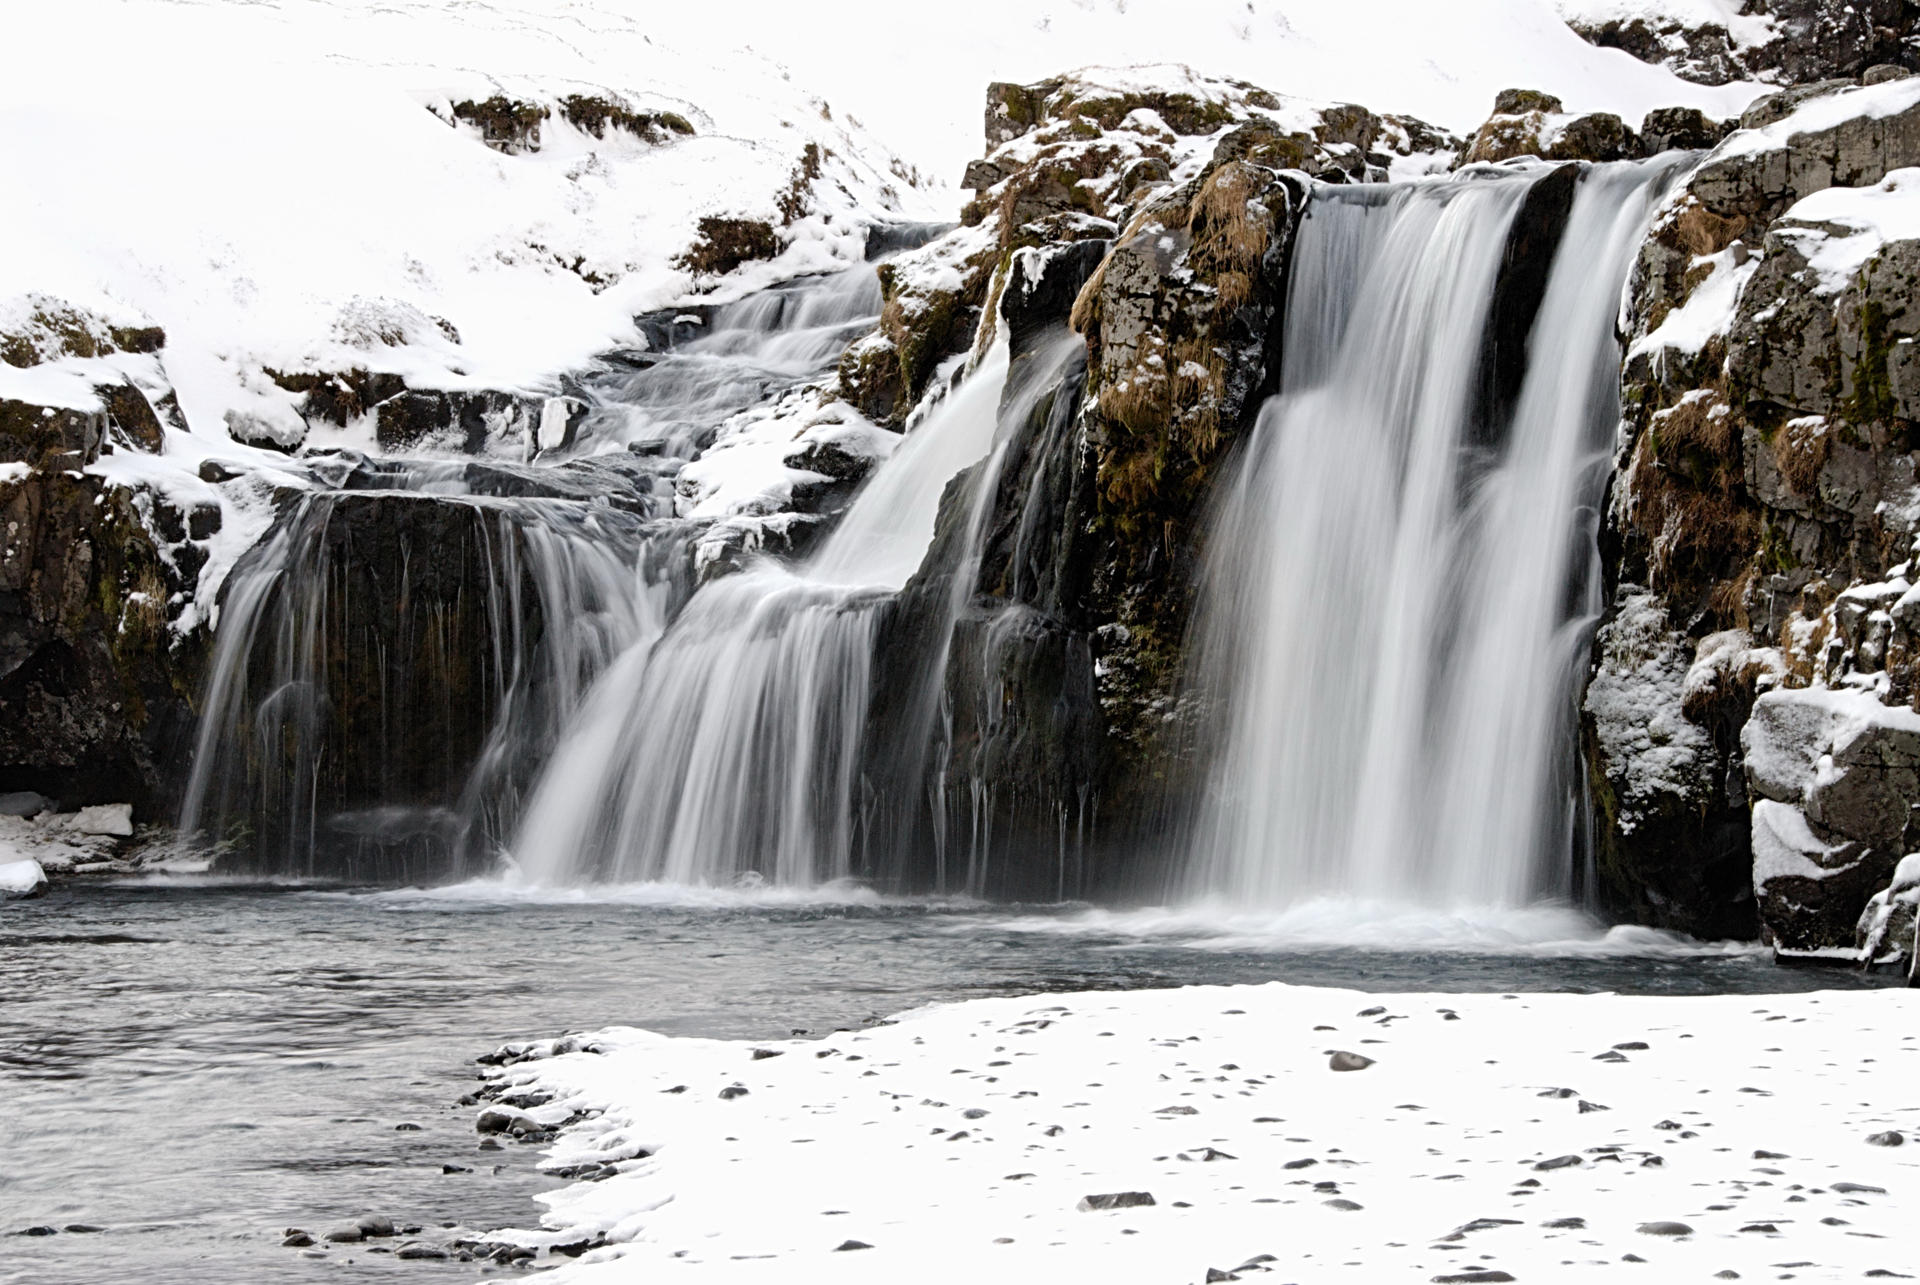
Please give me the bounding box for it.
[0,0,938,444]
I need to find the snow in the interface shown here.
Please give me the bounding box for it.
[0,462,32,484]
[1628,247,1758,360]
[1750,798,1846,885]
[0,858,47,898]
[1775,168,1920,295]
[66,803,133,838]
[674,392,892,522]
[0,0,936,446]
[1717,76,1920,163]
[647,1,1760,189]
[479,981,1920,1283]
[0,360,108,414]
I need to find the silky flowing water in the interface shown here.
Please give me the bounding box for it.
[0,881,1894,1285]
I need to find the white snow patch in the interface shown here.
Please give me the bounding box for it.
[1775,168,1920,295]
[1628,246,1758,360]
[481,981,1920,1283]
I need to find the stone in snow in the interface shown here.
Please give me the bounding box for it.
[1078,1192,1155,1211]
[1432,1273,1517,1284]
[1637,1221,1694,1236]
[0,791,50,817]
[1328,1051,1374,1071]
[1534,1154,1583,1170]
[1866,1130,1905,1146]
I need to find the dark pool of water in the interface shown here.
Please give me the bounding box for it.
[0,882,1896,1284]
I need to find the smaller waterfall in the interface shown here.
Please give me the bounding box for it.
[1186,161,1678,911]
[179,490,665,879]
[512,336,1086,888]
[579,266,884,456]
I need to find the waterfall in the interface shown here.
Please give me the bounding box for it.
[511,337,1085,888]
[1184,161,1677,910]
[178,489,665,879]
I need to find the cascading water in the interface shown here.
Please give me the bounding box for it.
[1184,160,1679,911]
[179,255,912,879]
[511,336,1085,889]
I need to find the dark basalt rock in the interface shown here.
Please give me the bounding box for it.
[0,464,205,815]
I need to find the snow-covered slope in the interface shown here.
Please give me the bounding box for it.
[0,0,937,441]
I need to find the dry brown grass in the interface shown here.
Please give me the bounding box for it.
[1069,253,1109,334]
[1187,162,1268,278]
[1773,415,1831,497]
[1669,198,1748,258]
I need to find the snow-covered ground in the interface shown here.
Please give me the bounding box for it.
[476,981,1918,1284]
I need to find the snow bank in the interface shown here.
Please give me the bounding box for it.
[480,981,1920,1283]
[1777,168,1920,295]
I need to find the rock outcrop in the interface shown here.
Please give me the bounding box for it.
[858,72,1457,895]
[1591,74,1920,954]
[1564,1,1919,87]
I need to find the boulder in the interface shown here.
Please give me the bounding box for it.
[0,858,47,899]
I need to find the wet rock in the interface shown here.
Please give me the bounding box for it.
[356,1214,395,1238]
[394,1241,448,1260]
[0,791,49,817]
[321,1224,363,1243]
[1078,1191,1156,1211]
[1328,1051,1374,1072]
[282,1232,314,1247]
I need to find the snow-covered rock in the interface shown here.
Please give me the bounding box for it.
[66,803,134,838]
[1742,686,1920,950]
[0,857,47,899]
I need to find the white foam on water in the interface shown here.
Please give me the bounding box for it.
[964,898,1765,958]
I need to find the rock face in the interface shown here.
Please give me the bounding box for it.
[1564,1,1919,87]
[0,464,205,814]
[1592,75,1920,950]
[0,303,207,816]
[839,68,1456,432]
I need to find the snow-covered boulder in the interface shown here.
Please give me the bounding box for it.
[1560,0,1915,88]
[66,803,134,838]
[0,858,47,899]
[1742,686,1920,950]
